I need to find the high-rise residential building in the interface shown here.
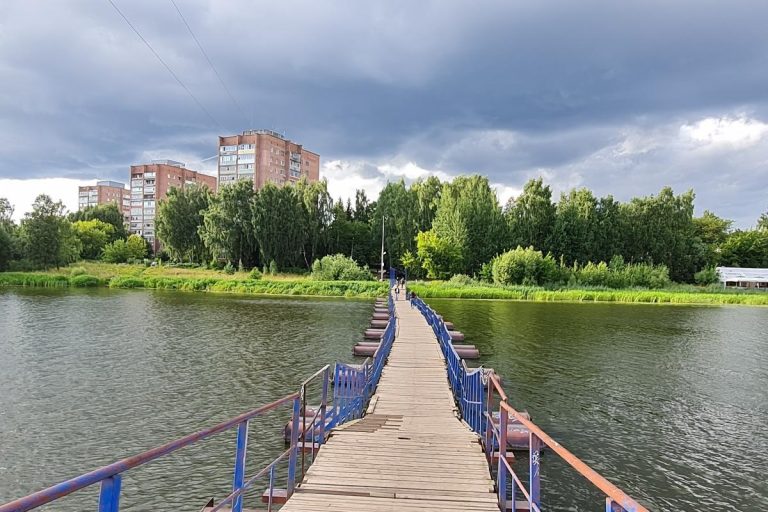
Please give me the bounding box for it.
[217,129,320,189]
[78,180,130,220]
[128,160,217,252]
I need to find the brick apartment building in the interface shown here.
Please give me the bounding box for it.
[78,181,130,221]
[128,160,217,252]
[217,129,320,189]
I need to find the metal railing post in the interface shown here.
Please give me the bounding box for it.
[231,420,249,512]
[498,405,508,510]
[267,466,275,512]
[287,397,301,496]
[319,366,329,446]
[485,377,493,460]
[97,474,121,512]
[300,384,307,481]
[530,432,541,510]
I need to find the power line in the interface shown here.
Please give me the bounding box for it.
[105,0,224,131]
[169,0,247,128]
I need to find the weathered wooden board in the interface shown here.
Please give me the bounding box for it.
[279,294,499,512]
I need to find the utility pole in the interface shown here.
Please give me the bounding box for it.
[380,215,386,281]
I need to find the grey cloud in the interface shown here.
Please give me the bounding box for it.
[1,0,767,225]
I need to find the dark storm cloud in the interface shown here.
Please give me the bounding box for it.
[1,0,767,225]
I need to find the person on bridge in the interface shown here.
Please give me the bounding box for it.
[410,290,417,308]
[395,286,400,301]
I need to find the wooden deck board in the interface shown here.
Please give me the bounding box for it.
[279,295,498,511]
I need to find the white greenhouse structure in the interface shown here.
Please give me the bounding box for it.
[716,267,768,290]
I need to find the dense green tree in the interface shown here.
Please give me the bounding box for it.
[69,203,127,242]
[72,219,115,260]
[296,178,333,267]
[372,180,419,268]
[432,175,504,274]
[757,209,768,231]
[693,210,732,266]
[21,195,80,269]
[415,230,464,279]
[719,230,768,268]
[592,195,623,263]
[252,184,307,268]
[549,188,598,265]
[412,176,442,232]
[102,234,148,263]
[620,188,705,281]
[155,184,212,262]
[353,190,373,224]
[199,180,257,266]
[0,198,16,270]
[504,178,556,253]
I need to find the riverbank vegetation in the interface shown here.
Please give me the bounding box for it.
[0,261,387,297]
[2,176,767,293]
[408,279,768,306]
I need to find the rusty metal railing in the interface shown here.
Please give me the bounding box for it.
[414,297,649,512]
[0,368,330,512]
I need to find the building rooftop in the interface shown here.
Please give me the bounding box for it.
[242,129,286,140]
[716,267,768,283]
[96,180,126,188]
[149,159,186,168]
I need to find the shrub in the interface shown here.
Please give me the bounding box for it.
[102,240,130,263]
[70,274,100,287]
[311,254,372,281]
[448,274,475,286]
[108,276,145,288]
[249,268,263,280]
[694,266,719,285]
[478,262,494,283]
[571,261,670,289]
[491,246,557,286]
[223,262,235,275]
[69,266,87,277]
[269,260,278,276]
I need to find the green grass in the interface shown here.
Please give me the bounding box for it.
[409,281,768,306]
[0,262,387,298]
[5,262,766,305]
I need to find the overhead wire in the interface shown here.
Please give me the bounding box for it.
[168,0,248,128]
[105,0,225,132]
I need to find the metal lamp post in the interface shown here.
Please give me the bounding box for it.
[380,215,386,281]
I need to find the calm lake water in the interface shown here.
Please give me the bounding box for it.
[1,289,766,511]
[428,298,768,510]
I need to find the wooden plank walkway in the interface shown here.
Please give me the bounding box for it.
[280,295,498,511]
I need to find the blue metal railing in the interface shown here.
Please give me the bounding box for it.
[412,297,486,433]
[412,297,649,512]
[0,363,329,512]
[330,285,396,427]
[1,273,399,512]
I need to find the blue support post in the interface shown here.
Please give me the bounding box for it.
[267,466,276,512]
[498,407,508,509]
[530,432,541,510]
[98,474,121,512]
[287,397,301,496]
[232,420,249,512]
[319,366,329,445]
[484,380,493,461]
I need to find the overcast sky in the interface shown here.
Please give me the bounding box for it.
[1,0,767,226]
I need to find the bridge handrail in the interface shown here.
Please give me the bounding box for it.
[330,288,396,427]
[0,392,299,512]
[412,296,648,512]
[2,277,399,512]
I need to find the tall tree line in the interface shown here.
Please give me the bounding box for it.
[2,177,766,281]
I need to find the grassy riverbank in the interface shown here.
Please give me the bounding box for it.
[409,281,768,306]
[3,262,767,305]
[0,262,388,298]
